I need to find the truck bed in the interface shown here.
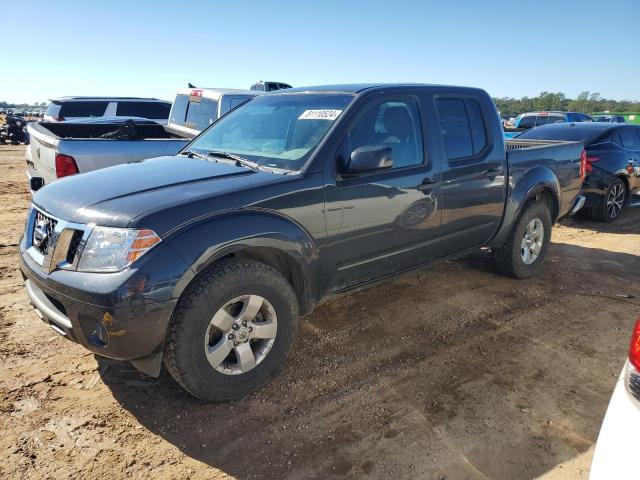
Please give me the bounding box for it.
[27,121,194,189]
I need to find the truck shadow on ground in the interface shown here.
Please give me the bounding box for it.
[99,241,640,480]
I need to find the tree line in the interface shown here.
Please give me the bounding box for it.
[0,101,47,109]
[493,91,640,117]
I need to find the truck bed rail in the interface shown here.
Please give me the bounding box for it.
[505,139,572,151]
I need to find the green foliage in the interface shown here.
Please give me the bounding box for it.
[0,100,47,109]
[493,92,640,117]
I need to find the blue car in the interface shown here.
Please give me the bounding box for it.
[504,111,592,139]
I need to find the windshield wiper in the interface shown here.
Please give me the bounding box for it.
[208,151,260,171]
[181,150,208,160]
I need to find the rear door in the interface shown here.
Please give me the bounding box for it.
[324,92,443,290]
[434,95,507,253]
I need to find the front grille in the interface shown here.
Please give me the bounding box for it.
[26,206,90,272]
[32,210,58,255]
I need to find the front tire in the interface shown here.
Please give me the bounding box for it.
[588,177,626,222]
[492,200,552,279]
[164,259,299,402]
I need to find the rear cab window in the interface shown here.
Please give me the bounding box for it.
[169,94,219,131]
[435,97,487,160]
[518,116,536,129]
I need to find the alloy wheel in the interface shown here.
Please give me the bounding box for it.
[520,218,544,265]
[204,295,278,375]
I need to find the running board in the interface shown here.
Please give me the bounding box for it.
[630,199,640,208]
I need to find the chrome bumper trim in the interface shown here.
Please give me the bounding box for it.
[25,278,72,330]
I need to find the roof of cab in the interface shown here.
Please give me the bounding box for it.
[49,96,167,102]
[175,88,261,100]
[277,83,483,94]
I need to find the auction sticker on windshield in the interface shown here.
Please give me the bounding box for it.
[298,110,342,120]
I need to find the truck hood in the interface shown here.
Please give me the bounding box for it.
[33,155,287,231]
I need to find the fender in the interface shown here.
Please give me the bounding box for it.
[490,165,560,248]
[164,209,322,308]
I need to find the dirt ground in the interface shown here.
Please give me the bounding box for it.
[1,145,639,480]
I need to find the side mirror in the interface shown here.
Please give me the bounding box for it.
[346,145,393,174]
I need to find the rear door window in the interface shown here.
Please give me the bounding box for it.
[436,98,487,160]
[116,101,171,119]
[617,129,640,149]
[58,101,109,117]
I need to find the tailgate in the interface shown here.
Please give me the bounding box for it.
[27,123,58,185]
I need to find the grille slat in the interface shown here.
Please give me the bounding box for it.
[32,210,58,255]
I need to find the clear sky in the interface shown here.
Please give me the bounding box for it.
[3,0,639,104]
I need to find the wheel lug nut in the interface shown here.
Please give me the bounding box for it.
[232,324,239,330]
[228,334,234,340]
[242,320,247,326]
[233,342,239,346]
[249,327,253,332]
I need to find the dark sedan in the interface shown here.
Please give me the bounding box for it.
[517,123,640,221]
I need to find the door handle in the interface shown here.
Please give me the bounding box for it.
[417,178,436,191]
[484,167,503,177]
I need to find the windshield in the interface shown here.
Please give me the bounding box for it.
[187,93,354,171]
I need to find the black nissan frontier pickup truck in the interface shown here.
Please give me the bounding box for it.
[19,84,586,401]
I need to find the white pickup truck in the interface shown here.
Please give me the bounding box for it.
[26,88,260,191]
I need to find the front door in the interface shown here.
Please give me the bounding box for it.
[323,94,443,291]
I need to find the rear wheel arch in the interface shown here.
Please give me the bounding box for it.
[530,187,559,223]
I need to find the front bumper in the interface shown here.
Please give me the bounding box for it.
[19,239,188,376]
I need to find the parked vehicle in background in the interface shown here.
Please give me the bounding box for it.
[504,111,592,139]
[19,83,585,401]
[27,87,260,190]
[26,118,192,191]
[168,88,260,137]
[43,97,172,124]
[0,115,28,145]
[590,318,640,479]
[517,123,640,221]
[593,114,626,123]
[250,80,292,92]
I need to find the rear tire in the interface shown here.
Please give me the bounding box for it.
[492,200,552,279]
[164,259,299,402]
[588,177,626,222]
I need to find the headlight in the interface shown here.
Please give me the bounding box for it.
[77,227,161,273]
